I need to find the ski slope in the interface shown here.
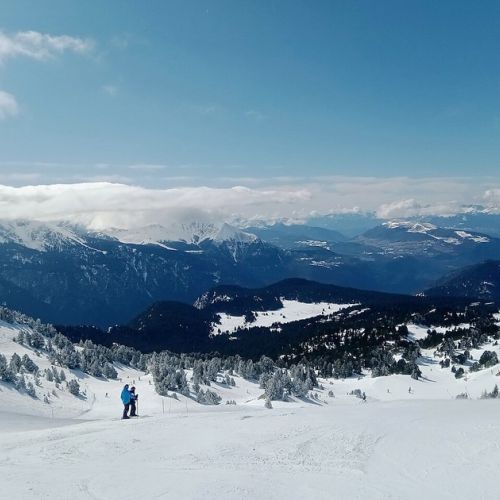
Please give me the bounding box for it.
[3,319,500,499]
[2,396,500,499]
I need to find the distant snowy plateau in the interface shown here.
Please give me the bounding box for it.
[2,312,500,500]
[211,299,357,335]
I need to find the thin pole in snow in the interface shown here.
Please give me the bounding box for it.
[162,399,165,414]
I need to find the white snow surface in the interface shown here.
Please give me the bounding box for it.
[406,322,471,340]
[0,220,89,252]
[383,220,490,244]
[211,299,356,335]
[384,220,437,232]
[3,320,500,499]
[455,230,490,243]
[105,222,257,246]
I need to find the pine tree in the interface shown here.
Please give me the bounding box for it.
[21,354,38,374]
[67,379,80,396]
[0,354,15,382]
[15,374,26,391]
[26,381,37,398]
[103,363,118,379]
[9,353,22,373]
[492,384,499,398]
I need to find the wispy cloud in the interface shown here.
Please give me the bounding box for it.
[102,84,118,97]
[245,109,266,121]
[128,164,167,172]
[190,103,219,115]
[0,30,94,119]
[0,30,94,63]
[0,90,18,119]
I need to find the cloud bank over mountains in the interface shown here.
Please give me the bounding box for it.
[0,177,498,229]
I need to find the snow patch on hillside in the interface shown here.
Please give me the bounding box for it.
[0,220,91,252]
[105,222,257,246]
[407,322,471,341]
[455,230,490,243]
[384,221,437,232]
[383,221,491,245]
[211,299,356,335]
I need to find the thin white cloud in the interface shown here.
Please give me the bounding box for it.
[102,84,117,96]
[0,173,42,183]
[245,109,266,120]
[0,90,18,119]
[128,164,167,171]
[0,30,94,63]
[190,104,218,115]
[375,198,465,218]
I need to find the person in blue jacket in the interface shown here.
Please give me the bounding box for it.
[121,384,131,419]
[129,386,138,417]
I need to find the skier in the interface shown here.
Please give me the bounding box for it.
[121,384,131,419]
[129,386,138,417]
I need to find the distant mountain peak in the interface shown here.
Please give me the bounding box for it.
[383,220,437,233]
[0,219,88,252]
[103,221,258,246]
[213,223,257,244]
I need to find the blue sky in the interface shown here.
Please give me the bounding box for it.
[0,1,499,226]
[1,0,500,187]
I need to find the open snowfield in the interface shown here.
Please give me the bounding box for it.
[3,321,500,499]
[211,299,356,335]
[2,397,500,500]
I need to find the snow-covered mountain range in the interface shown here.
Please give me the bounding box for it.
[103,221,257,246]
[0,215,499,327]
[0,220,90,252]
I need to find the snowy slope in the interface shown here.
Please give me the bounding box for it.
[211,299,357,335]
[105,222,257,246]
[0,220,90,252]
[383,220,491,244]
[406,322,471,341]
[2,383,500,499]
[3,314,500,499]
